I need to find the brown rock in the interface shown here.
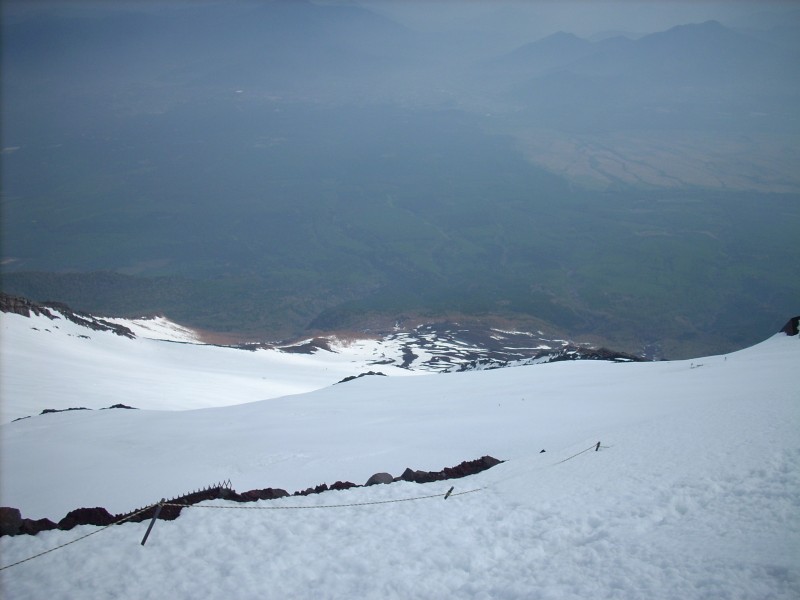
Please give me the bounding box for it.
[0,507,22,536]
[58,507,115,531]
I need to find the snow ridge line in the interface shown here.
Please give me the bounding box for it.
[0,503,158,572]
[163,487,483,511]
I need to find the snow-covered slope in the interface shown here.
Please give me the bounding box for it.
[0,309,422,423]
[0,302,637,424]
[1,324,798,599]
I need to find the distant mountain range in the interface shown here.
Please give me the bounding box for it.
[2,3,798,361]
[488,20,799,131]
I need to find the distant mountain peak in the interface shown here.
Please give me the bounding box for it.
[648,18,736,42]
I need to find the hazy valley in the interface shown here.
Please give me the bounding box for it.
[2,1,799,358]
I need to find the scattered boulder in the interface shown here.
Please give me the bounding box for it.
[0,507,22,536]
[365,472,394,486]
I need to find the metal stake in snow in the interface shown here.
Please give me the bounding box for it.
[140,499,165,546]
[595,441,601,452]
[443,486,454,500]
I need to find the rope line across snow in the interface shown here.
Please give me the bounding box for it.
[553,442,607,465]
[0,489,482,570]
[0,504,157,572]
[0,442,608,571]
[164,487,483,510]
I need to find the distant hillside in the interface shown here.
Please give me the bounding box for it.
[2,5,798,360]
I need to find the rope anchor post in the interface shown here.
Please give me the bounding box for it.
[140,499,165,546]
[595,441,601,452]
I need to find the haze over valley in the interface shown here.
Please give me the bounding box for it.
[2,0,799,358]
[2,5,799,596]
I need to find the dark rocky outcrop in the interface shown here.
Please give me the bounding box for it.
[0,507,23,536]
[20,517,58,535]
[234,488,290,502]
[398,456,503,484]
[58,507,116,531]
[2,456,503,537]
[44,304,135,339]
[329,481,358,491]
[0,292,135,338]
[11,404,140,423]
[294,483,330,497]
[40,407,90,416]
[337,371,387,384]
[0,293,56,319]
[277,338,333,354]
[780,316,799,337]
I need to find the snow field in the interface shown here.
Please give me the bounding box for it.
[0,311,419,423]
[0,328,797,598]
[1,430,797,599]
[101,315,204,343]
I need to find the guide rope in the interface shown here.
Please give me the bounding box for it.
[553,441,610,465]
[0,441,609,570]
[163,487,482,511]
[0,488,482,570]
[0,503,157,572]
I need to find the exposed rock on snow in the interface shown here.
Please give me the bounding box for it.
[236,488,289,502]
[1,456,504,537]
[58,507,115,531]
[780,316,799,336]
[0,508,22,536]
[12,404,139,423]
[365,473,394,486]
[0,294,56,319]
[398,456,503,484]
[337,371,387,384]
[0,292,134,338]
[0,322,797,598]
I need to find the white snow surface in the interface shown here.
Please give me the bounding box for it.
[101,315,203,343]
[0,311,420,423]
[0,325,798,598]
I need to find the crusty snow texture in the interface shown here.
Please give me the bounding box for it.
[0,312,798,599]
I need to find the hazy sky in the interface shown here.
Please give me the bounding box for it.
[357,1,800,40]
[5,1,799,37]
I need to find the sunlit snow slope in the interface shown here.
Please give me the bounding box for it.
[0,316,797,599]
[0,310,421,423]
